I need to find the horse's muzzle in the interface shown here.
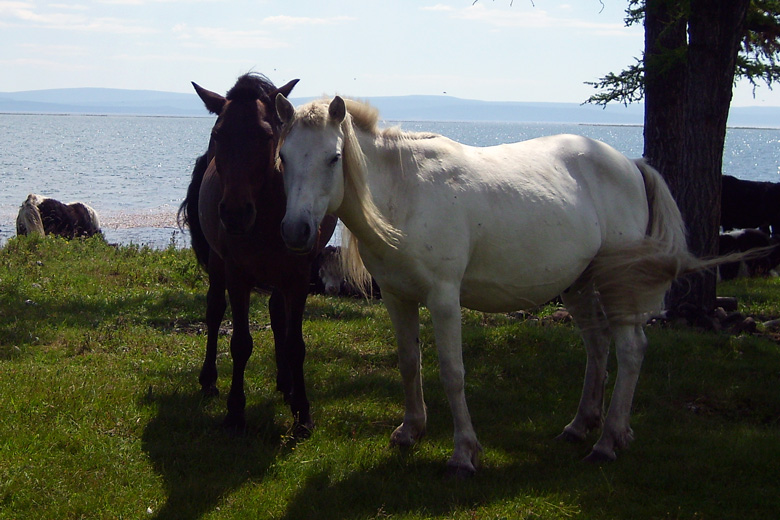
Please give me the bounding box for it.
[280,218,315,254]
[219,201,256,235]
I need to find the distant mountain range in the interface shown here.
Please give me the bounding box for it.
[1,87,779,127]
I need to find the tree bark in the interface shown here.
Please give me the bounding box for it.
[670,0,749,318]
[643,0,687,190]
[644,0,750,321]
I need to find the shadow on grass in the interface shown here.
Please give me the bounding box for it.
[275,450,584,520]
[140,385,292,520]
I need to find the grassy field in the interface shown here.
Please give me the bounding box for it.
[1,235,779,519]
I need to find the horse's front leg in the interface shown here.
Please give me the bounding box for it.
[224,274,253,430]
[269,289,292,400]
[272,284,313,435]
[383,292,426,447]
[199,253,226,397]
[427,284,481,477]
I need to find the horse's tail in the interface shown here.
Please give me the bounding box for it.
[16,194,46,236]
[178,153,211,270]
[636,159,693,261]
[583,160,706,322]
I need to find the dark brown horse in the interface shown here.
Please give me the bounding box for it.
[178,73,336,433]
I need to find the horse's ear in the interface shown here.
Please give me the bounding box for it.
[276,93,295,125]
[192,82,226,115]
[277,79,299,99]
[329,96,347,123]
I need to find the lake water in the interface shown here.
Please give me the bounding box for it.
[1,113,779,249]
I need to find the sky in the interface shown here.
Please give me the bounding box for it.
[1,0,779,107]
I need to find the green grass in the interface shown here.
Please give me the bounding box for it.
[1,235,779,519]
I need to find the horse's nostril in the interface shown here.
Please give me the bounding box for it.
[281,219,313,250]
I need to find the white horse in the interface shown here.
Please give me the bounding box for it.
[275,94,706,475]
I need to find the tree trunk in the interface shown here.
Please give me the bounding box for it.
[670,0,749,318]
[642,0,692,316]
[643,0,687,190]
[644,0,750,322]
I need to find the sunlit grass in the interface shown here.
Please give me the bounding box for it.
[0,234,779,519]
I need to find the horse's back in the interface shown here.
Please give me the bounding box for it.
[462,134,649,248]
[376,134,651,310]
[37,198,97,238]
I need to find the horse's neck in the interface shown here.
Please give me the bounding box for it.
[337,128,415,251]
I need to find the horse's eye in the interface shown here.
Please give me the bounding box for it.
[329,153,341,166]
[278,153,286,164]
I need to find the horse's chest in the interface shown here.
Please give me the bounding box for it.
[220,237,299,279]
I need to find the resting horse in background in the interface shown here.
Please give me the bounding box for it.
[275,94,717,475]
[177,74,335,433]
[16,193,101,239]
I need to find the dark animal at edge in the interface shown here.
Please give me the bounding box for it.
[718,228,780,280]
[721,175,780,235]
[177,73,336,433]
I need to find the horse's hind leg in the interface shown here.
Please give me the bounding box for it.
[200,255,227,397]
[586,323,647,462]
[558,282,611,443]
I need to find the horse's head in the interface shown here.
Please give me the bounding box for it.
[193,75,298,235]
[276,95,348,252]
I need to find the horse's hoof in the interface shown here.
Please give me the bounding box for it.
[292,421,314,439]
[445,460,476,479]
[389,422,425,448]
[222,414,247,433]
[583,448,616,464]
[201,384,219,398]
[555,429,585,444]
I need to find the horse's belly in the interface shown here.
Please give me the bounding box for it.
[459,262,586,312]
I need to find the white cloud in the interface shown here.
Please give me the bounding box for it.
[0,56,92,71]
[48,3,89,10]
[95,0,224,4]
[443,4,629,34]
[172,24,289,50]
[0,1,154,33]
[421,4,454,12]
[17,42,89,56]
[260,14,355,28]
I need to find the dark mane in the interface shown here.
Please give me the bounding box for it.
[225,73,283,130]
[226,73,277,104]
